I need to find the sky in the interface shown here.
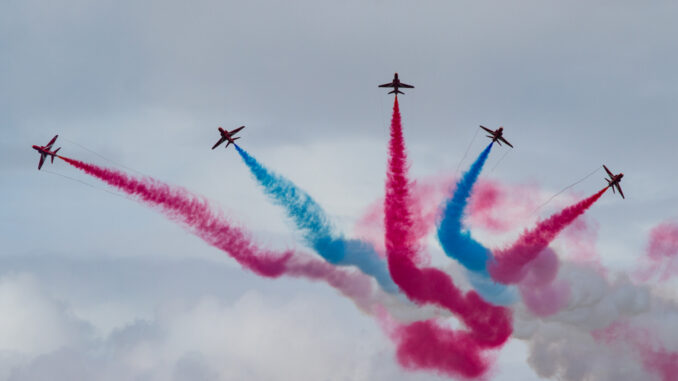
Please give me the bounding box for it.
[1,1,677,380]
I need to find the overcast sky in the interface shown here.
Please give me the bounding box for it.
[1,1,677,380]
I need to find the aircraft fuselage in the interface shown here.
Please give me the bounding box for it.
[32,145,55,156]
[492,128,504,141]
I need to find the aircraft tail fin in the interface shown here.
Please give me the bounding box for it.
[51,147,61,163]
[388,89,405,95]
[606,179,615,193]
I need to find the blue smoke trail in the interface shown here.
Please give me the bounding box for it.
[437,142,516,305]
[235,145,399,293]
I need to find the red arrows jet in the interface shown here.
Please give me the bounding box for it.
[378,73,414,95]
[32,134,61,170]
[212,126,245,150]
[603,165,625,199]
[480,125,513,148]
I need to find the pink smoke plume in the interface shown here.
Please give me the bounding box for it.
[358,172,606,318]
[382,97,512,378]
[636,221,678,282]
[58,156,377,309]
[355,176,454,258]
[518,247,571,316]
[354,177,539,256]
[595,322,678,381]
[390,320,491,379]
[466,180,540,233]
[488,187,608,284]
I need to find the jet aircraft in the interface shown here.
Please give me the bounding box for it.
[378,73,414,95]
[603,165,625,199]
[480,125,514,148]
[32,135,61,170]
[212,126,245,150]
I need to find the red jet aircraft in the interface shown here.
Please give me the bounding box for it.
[212,126,245,150]
[32,135,61,170]
[480,125,514,148]
[378,73,414,95]
[603,165,625,199]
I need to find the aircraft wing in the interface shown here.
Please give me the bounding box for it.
[616,183,625,199]
[212,137,226,150]
[38,154,46,170]
[479,125,494,134]
[603,165,614,178]
[378,82,395,88]
[400,83,414,88]
[229,126,245,135]
[499,136,514,148]
[45,134,58,149]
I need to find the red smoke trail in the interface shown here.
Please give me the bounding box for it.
[383,97,512,378]
[60,155,289,277]
[58,156,379,309]
[355,176,456,258]
[488,187,608,284]
[391,320,487,378]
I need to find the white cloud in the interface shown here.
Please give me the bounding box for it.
[0,269,416,381]
[0,273,91,355]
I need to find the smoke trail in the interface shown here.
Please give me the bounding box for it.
[354,176,539,256]
[59,156,290,277]
[58,153,473,381]
[57,155,397,313]
[439,180,676,380]
[383,97,512,378]
[437,143,493,272]
[365,171,674,379]
[389,320,487,379]
[436,143,517,304]
[488,187,608,284]
[234,145,399,293]
[354,176,457,258]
